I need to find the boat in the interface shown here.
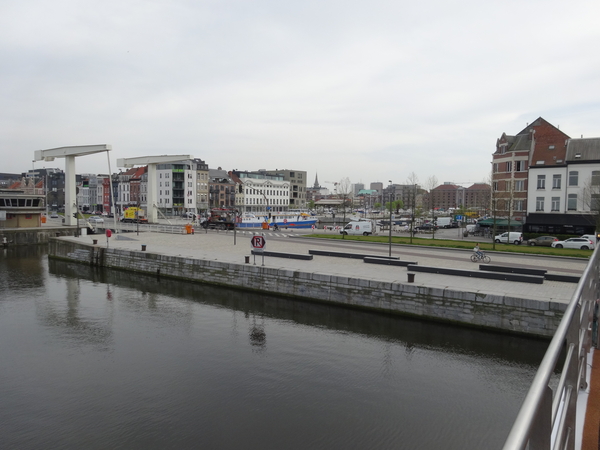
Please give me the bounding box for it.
[238,212,318,229]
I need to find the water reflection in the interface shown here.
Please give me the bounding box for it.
[0,245,45,292]
[0,248,555,449]
[46,258,550,366]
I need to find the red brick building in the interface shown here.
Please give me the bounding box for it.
[492,117,570,222]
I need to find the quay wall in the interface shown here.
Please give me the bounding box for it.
[48,238,566,338]
[2,227,77,246]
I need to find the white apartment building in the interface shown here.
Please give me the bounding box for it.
[233,171,290,213]
[525,138,600,235]
[156,161,197,216]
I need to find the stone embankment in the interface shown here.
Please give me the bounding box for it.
[48,237,568,338]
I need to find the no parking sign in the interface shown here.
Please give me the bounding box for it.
[251,235,266,252]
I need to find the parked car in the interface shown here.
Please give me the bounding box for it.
[551,238,595,250]
[494,232,523,245]
[580,234,598,242]
[88,216,104,224]
[527,236,558,247]
[415,223,438,231]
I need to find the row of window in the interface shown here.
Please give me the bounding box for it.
[244,198,289,205]
[535,194,579,212]
[493,161,527,173]
[0,198,43,207]
[536,171,600,189]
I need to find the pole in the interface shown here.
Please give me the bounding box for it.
[389,180,392,258]
[106,151,117,234]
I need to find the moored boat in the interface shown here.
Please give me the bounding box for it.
[238,212,317,229]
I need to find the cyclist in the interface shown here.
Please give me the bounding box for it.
[473,244,484,259]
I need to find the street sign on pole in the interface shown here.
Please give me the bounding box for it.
[251,234,266,266]
[251,235,266,251]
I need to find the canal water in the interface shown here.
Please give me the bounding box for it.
[0,246,552,450]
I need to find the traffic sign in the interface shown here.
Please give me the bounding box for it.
[251,235,266,251]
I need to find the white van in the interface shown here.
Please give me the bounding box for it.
[494,232,523,245]
[341,220,374,236]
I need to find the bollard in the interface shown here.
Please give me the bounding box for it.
[245,256,250,264]
[407,273,415,283]
[141,244,147,251]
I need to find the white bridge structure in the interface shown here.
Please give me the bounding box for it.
[34,144,112,226]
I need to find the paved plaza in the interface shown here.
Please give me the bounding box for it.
[61,226,589,304]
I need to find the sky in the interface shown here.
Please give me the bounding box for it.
[2,0,600,192]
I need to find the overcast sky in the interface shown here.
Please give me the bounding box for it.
[2,0,599,191]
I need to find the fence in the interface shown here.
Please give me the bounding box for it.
[502,247,599,449]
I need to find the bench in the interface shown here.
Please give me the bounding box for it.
[309,249,399,260]
[406,264,544,284]
[479,265,547,276]
[544,273,580,283]
[364,257,417,267]
[251,250,313,260]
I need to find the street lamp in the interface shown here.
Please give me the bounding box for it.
[388,180,393,257]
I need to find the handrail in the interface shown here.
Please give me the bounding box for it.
[502,248,599,450]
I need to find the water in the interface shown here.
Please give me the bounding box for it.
[0,246,550,449]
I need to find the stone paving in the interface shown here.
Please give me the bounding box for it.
[65,227,588,304]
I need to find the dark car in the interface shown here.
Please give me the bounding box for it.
[415,223,438,231]
[527,236,558,247]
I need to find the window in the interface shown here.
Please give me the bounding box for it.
[593,194,600,211]
[592,171,600,186]
[506,161,512,172]
[515,161,525,172]
[569,171,578,186]
[514,200,524,211]
[568,194,577,211]
[536,197,545,211]
[515,180,524,191]
[551,197,560,211]
[552,174,561,189]
[537,175,546,189]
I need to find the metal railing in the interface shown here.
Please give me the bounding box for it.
[502,248,599,450]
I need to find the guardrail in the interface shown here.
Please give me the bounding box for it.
[502,247,599,450]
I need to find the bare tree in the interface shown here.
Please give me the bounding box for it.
[425,175,438,239]
[406,172,419,244]
[580,173,600,232]
[337,177,352,238]
[488,173,502,250]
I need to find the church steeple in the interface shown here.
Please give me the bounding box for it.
[313,172,320,189]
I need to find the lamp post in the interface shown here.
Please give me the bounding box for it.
[388,180,393,257]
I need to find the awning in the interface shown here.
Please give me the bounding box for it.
[476,218,522,228]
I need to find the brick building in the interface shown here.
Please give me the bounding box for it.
[492,117,570,222]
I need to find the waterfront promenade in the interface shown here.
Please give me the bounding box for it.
[65,227,586,304]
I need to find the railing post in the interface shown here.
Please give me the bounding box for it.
[529,385,552,450]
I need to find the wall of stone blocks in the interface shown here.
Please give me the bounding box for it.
[48,238,566,338]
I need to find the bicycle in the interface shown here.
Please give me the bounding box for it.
[470,252,491,264]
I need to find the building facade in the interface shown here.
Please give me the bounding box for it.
[492,117,570,223]
[525,138,600,235]
[232,170,290,213]
[255,169,307,210]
